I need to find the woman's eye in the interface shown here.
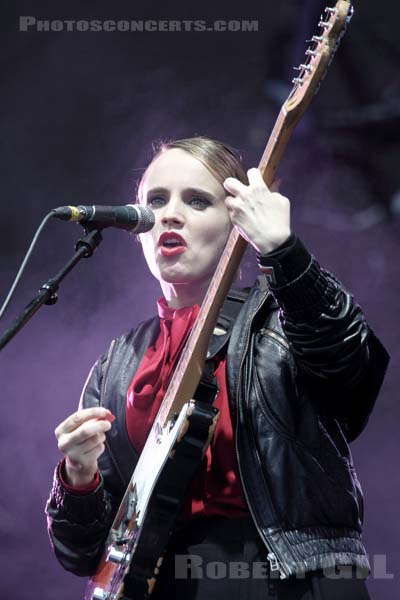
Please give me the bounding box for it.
[147,196,166,208]
[189,197,210,210]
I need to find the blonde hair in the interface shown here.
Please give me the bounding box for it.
[137,136,248,201]
[136,136,251,280]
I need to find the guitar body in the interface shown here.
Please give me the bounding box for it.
[86,400,219,600]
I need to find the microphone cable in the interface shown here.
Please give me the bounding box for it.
[0,211,54,320]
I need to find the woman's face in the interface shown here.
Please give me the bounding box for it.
[138,148,232,292]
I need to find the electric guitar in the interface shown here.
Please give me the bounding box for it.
[85,2,354,598]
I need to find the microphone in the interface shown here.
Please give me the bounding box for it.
[51,204,155,233]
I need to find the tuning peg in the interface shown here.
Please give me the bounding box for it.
[311,35,323,43]
[294,63,313,73]
[305,48,317,57]
[318,20,330,29]
[292,77,304,86]
[324,6,337,14]
[92,589,109,600]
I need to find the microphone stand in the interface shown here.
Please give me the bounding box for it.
[0,227,103,351]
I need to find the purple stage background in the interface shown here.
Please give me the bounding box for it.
[0,1,399,598]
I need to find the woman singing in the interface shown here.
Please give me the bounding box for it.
[46,137,389,599]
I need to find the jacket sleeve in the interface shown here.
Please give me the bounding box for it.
[45,350,121,576]
[259,235,390,441]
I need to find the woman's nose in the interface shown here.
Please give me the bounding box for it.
[161,197,185,226]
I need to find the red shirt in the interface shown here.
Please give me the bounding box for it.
[126,298,249,518]
[61,298,249,519]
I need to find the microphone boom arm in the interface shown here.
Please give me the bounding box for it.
[0,228,103,351]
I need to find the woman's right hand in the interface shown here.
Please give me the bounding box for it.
[54,407,115,487]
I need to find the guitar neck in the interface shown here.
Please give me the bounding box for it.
[259,106,304,186]
[157,108,301,426]
[155,0,353,427]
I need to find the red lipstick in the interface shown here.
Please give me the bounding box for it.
[158,231,187,257]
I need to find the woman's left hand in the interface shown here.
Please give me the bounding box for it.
[223,168,291,255]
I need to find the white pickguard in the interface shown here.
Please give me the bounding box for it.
[132,403,191,527]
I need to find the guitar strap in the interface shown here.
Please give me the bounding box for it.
[195,287,249,407]
[217,287,249,331]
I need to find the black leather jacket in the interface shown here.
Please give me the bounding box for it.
[46,238,389,579]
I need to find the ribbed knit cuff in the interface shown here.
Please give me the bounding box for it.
[58,458,101,495]
[50,461,107,525]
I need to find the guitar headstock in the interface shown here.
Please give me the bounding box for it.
[284,0,353,116]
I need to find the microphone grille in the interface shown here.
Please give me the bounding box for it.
[128,204,155,233]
